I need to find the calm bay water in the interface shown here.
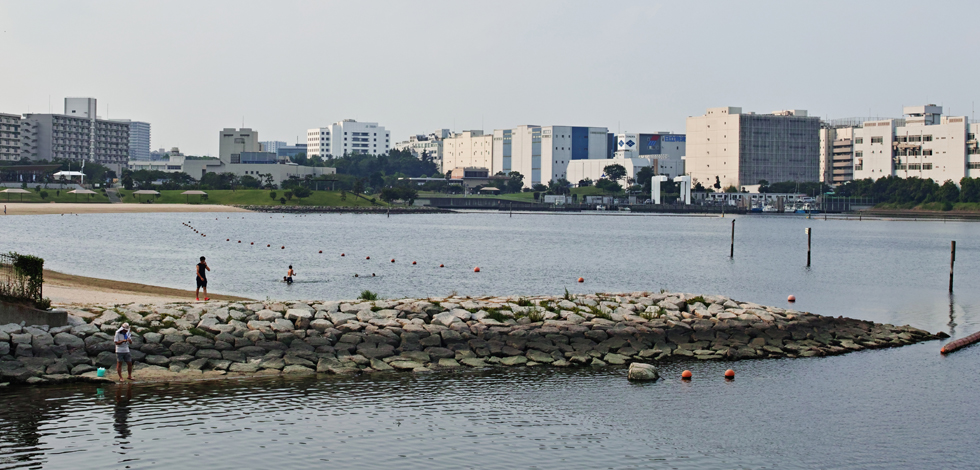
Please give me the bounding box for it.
[1,211,979,468]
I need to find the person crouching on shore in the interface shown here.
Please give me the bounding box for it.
[115,323,134,381]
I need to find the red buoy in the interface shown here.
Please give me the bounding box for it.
[226,238,230,241]
[366,256,370,260]
[577,277,584,283]
[237,240,241,243]
[281,246,285,249]
[681,370,692,380]
[267,244,271,247]
[341,253,345,257]
[251,242,254,245]
[412,261,417,265]
[391,259,395,263]
[788,295,796,302]
[473,267,481,272]
[319,250,323,253]
[439,264,444,268]
[724,369,735,379]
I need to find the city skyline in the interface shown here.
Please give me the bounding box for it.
[1,0,978,157]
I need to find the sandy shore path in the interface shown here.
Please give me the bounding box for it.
[1,203,249,215]
[43,270,252,305]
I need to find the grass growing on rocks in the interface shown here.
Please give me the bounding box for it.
[359,290,380,301]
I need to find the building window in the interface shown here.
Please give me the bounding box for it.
[855,151,863,157]
[968,162,980,169]
[924,135,933,142]
[855,137,863,144]
[871,136,883,144]
[922,163,933,170]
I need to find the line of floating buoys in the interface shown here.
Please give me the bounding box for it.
[578,277,584,283]
[681,370,692,380]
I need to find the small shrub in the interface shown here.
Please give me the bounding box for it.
[516,297,532,307]
[527,309,544,323]
[563,287,572,301]
[35,297,52,310]
[485,308,510,323]
[39,191,48,199]
[359,290,379,301]
[685,296,707,305]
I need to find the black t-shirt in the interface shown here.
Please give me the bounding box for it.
[197,262,207,280]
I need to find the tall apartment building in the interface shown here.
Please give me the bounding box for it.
[393,129,450,171]
[307,119,391,157]
[0,113,21,161]
[852,105,980,183]
[686,107,820,189]
[260,141,287,154]
[113,120,151,161]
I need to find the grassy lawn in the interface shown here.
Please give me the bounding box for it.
[418,185,624,202]
[875,202,980,212]
[0,189,111,204]
[115,189,385,207]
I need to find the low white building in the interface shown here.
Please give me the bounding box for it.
[393,129,450,171]
[853,105,980,183]
[492,125,609,188]
[307,119,390,157]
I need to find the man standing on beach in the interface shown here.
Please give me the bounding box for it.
[114,323,134,381]
[196,256,210,301]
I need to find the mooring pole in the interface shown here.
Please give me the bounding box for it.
[806,227,812,267]
[730,219,735,258]
[949,240,956,293]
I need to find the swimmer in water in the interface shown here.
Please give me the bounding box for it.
[286,265,295,284]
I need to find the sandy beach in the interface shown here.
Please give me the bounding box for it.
[43,270,252,305]
[1,203,249,216]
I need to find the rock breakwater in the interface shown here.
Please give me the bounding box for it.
[0,292,942,386]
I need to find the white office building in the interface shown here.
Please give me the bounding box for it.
[260,141,287,155]
[307,119,390,158]
[852,105,980,183]
[393,129,450,171]
[686,107,821,189]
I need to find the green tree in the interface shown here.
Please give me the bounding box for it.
[269,191,277,200]
[506,171,525,193]
[578,178,593,187]
[603,164,627,182]
[757,180,770,193]
[292,186,311,200]
[595,178,622,193]
[284,190,293,201]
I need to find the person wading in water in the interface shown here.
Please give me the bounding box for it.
[196,256,210,300]
[285,265,296,284]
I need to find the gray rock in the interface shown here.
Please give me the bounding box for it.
[437,358,460,368]
[370,358,394,371]
[229,362,261,373]
[390,360,423,370]
[500,355,528,366]
[627,362,659,381]
[283,365,315,375]
[259,358,285,370]
[310,319,333,331]
[11,333,31,345]
[329,312,356,326]
[145,355,170,366]
[256,309,283,321]
[285,309,313,321]
[187,358,209,370]
[432,312,461,327]
[209,359,232,371]
[71,364,96,375]
[143,332,163,344]
[195,349,223,360]
[272,318,295,332]
[604,353,628,365]
[460,357,486,367]
[0,324,22,335]
[526,349,554,363]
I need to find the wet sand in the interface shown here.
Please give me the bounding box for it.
[1,203,249,216]
[44,270,252,305]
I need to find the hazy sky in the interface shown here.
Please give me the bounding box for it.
[2,1,978,156]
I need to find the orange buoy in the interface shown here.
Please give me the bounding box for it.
[391,259,395,263]
[412,261,417,265]
[941,330,980,354]
[474,267,481,272]
[681,370,692,380]
[577,277,584,283]
[724,369,735,379]
[788,295,796,302]
[319,250,322,253]
[439,264,444,268]
[341,253,345,257]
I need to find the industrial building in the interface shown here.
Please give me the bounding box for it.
[852,105,980,183]
[686,107,820,189]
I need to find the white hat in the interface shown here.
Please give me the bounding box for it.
[121,323,130,329]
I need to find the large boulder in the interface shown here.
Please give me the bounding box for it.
[627,362,659,381]
[53,333,84,349]
[285,309,313,321]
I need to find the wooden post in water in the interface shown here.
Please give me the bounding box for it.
[949,241,956,293]
[730,219,735,258]
[806,227,812,267]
